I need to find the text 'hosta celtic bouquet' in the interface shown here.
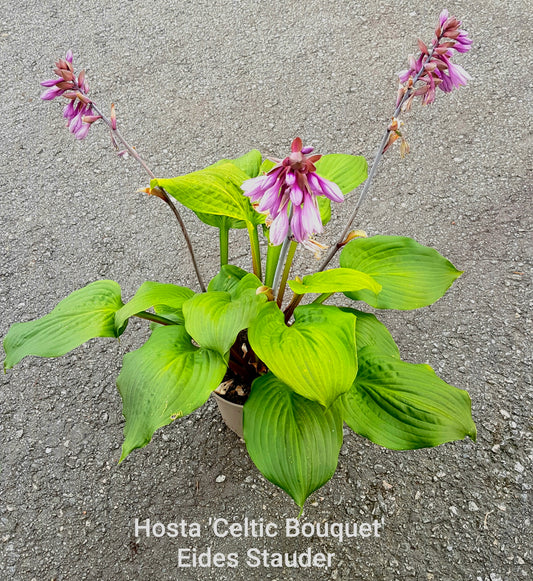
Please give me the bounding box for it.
[3,10,476,508]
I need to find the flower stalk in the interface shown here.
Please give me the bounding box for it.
[41,52,206,293]
[91,103,206,292]
[272,233,292,293]
[319,9,472,271]
[276,240,298,307]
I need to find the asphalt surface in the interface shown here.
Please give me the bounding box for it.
[0,1,531,580]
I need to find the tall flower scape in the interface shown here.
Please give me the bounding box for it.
[4,10,475,508]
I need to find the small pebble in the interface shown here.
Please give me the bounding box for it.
[468,501,479,512]
[215,475,226,483]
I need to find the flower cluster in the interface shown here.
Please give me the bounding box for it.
[241,138,344,246]
[398,9,472,107]
[41,50,100,139]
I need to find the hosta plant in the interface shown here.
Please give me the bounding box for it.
[4,9,476,508]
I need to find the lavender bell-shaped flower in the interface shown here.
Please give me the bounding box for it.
[397,9,472,106]
[41,50,101,139]
[241,138,344,246]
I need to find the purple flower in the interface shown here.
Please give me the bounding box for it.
[434,52,471,92]
[41,51,100,139]
[397,10,472,107]
[241,138,344,246]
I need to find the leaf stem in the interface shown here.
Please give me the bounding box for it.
[284,293,303,321]
[133,311,178,326]
[283,292,302,323]
[264,242,282,288]
[312,292,333,305]
[247,224,262,280]
[219,226,229,266]
[228,358,249,378]
[276,240,298,307]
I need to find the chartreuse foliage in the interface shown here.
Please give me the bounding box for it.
[3,152,475,509]
[117,325,227,460]
[115,281,194,328]
[340,235,463,309]
[152,150,367,234]
[314,154,368,226]
[288,268,381,295]
[341,307,400,359]
[338,348,476,450]
[210,149,263,178]
[314,154,368,194]
[248,303,358,408]
[151,162,264,228]
[182,274,266,356]
[117,266,267,458]
[207,264,251,293]
[243,373,343,508]
[3,281,124,370]
[197,150,264,230]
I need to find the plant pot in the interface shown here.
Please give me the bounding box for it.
[212,392,244,438]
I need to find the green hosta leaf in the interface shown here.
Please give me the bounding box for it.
[115,282,194,329]
[194,213,249,230]
[248,303,357,408]
[340,235,463,309]
[197,151,265,227]
[183,275,266,356]
[229,273,265,295]
[288,268,381,296]
[118,325,227,461]
[152,163,262,226]
[211,149,263,178]
[340,349,476,450]
[207,265,260,294]
[339,308,400,359]
[317,196,331,225]
[259,158,276,174]
[244,373,343,507]
[3,281,124,370]
[314,154,368,194]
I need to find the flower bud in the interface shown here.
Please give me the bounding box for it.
[256,286,275,301]
[341,230,367,246]
[110,103,117,130]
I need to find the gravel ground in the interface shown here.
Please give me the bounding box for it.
[0,1,531,580]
